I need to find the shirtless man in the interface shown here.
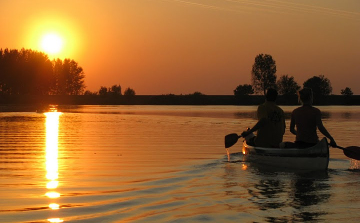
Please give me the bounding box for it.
[289,87,337,148]
[242,88,286,148]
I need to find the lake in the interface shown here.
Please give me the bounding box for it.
[1,105,360,223]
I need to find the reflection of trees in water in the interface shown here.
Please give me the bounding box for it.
[321,111,331,119]
[232,108,360,121]
[252,171,330,222]
[341,112,352,119]
[234,112,257,120]
[289,173,330,222]
[222,165,331,222]
[235,111,292,120]
[248,179,287,210]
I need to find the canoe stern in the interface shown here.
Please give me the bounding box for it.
[242,138,329,171]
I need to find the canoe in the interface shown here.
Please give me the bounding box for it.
[242,138,329,171]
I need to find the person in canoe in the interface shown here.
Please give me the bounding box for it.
[283,87,337,148]
[241,88,286,148]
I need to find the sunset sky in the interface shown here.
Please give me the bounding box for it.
[1,0,359,95]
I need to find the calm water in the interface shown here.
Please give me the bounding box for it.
[0,105,360,223]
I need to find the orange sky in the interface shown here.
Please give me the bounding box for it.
[1,0,359,95]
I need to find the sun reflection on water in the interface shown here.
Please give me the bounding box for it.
[48,218,64,223]
[47,180,59,189]
[44,112,63,222]
[45,191,61,199]
[49,203,60,210]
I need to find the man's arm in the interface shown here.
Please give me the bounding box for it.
[242,118,268,137]
[282,110,286,135]
[290,113,297,135]
[316,112,337,147]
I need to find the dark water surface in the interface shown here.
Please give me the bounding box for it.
[0,105,359,222]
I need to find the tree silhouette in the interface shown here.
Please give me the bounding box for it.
[0,48,85,95]
[0,48,54,95]
[341,87,353,96]
[52,59,65,94]
[98,86,108,96]
[234,84,254,96]
[251,54,277,95]
[277,75,300,95]
[110,84,122,96]
[303,75,332,96]
[188,91,204,96]
[124,87,136,96]
[60,59,85,95]
[84,90,98,95]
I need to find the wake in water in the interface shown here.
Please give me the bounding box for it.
[349,159,360,170]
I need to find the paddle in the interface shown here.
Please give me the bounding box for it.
[225,133,242,148]
[335,146,360,161]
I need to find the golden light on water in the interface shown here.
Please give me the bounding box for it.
[48,218,64,223]
[49,203,60,210]
[350,160,360,170]
[47,180,59,189]
[46,192,61,199]
[226,148,230,162]
[242,164,248,171]
[45,112,61,183]
[44,112,63,222]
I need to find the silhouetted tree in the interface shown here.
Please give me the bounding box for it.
[109,84,122,96]
[52,59,64,94]
[277,75,300,95]
[0,48,54,95]
[124,87,136,96]
[22,49,54,95]
[84,90,98,95]
[98,86,108,96]
[251,54,277,95]
[303,75,332,96]
[189,91,204,96]
[234,84,254,96]
[0,48,85,95]
[58,59,85,95]
[341,87,353,96]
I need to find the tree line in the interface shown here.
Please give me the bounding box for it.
[84,85,136,96]
[0,48,136,97]
[0,49,355,99]
[234,54,354,99]
[0,48,85,95]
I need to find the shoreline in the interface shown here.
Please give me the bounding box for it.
[1,95,359,106]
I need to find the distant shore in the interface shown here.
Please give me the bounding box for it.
[1,95,359,107]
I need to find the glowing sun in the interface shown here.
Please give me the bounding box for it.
[41,33,63,55]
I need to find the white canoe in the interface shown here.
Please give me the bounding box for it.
[242,138,329,171]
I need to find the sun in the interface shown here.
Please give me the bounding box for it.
[41,33,63,55]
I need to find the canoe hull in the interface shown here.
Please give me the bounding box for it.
[242,138,329,171]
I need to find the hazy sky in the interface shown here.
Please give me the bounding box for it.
[1,0,359,95]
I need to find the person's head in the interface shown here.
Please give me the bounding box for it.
[265,88,278,102]
[298,87,313,105]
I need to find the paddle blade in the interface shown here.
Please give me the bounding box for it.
[342,146,360,161]
[225,133,240,148]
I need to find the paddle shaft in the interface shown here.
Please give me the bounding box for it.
[336,146,347,150]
